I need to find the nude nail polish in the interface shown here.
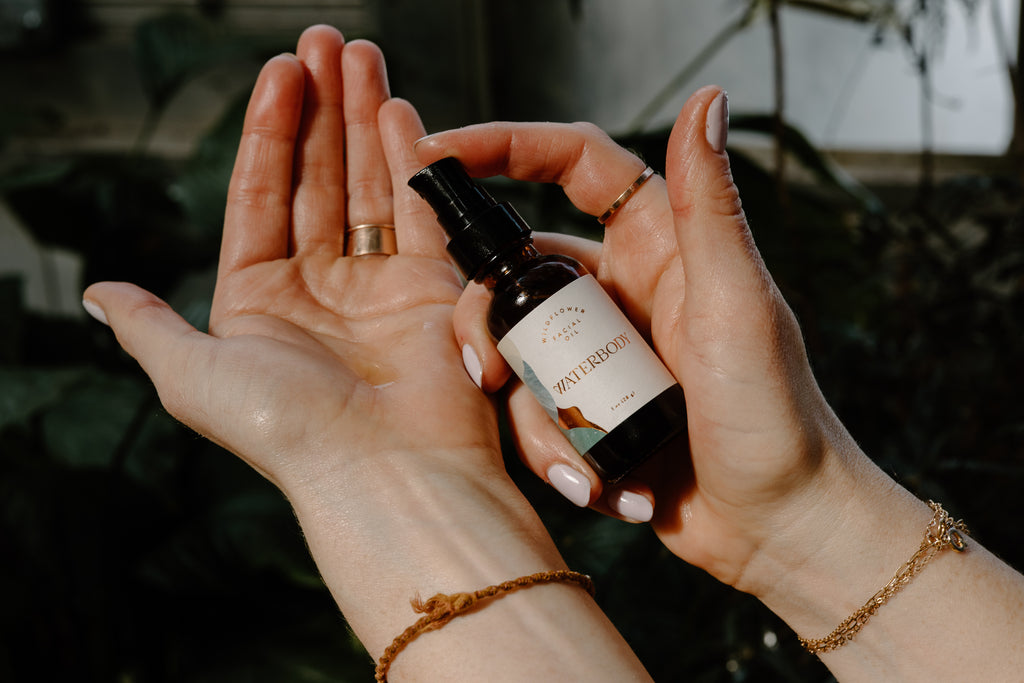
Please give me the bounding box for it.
[706,90,729,153]
[462,344,483,388]
[410,158,688,483]
[82,299,109,326]
[608,490,654,523]
[547,464,591,507]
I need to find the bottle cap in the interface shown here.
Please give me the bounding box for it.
[408,157,531,280]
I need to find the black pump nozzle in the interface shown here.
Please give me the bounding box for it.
[407,157,496,233]
[409,157,531,280]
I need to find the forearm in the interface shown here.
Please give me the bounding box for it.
[750,444,1024,681]
[286,449,652,682]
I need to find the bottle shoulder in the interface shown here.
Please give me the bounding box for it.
[486,253,588,338]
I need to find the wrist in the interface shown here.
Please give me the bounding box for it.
[284,447,568,653]
[744,445,1024,680]
[739,442,932,640]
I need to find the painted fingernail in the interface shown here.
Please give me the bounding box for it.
[705,90,729,153]
[608,490,654,523]
[547,464,591,508]
[461,344,483,388]
[82,299,109,326]
[412,133,437,150]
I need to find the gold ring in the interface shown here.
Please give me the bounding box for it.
[346,223,397,257]
[597,166,655,225]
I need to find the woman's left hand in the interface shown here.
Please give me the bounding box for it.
[84,28,496,498]
[82,28,652,680]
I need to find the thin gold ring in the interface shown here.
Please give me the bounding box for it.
[346,223,397,257]
[597,166,655,225]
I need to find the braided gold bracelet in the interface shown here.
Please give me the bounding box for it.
[798,500,969,655]
[374,570,595,682]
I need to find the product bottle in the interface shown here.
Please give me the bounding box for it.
[409,157,687,482]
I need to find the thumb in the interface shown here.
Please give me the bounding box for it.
[663,87,814,433]
[82,281,210,429]
[666,86,772,301]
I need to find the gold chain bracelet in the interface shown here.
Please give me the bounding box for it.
[798,501,969,655]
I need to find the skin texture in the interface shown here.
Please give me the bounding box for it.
[83,26,651,682]
[82,25,1024,681]
[414,94,855,581]
[415,89,1024,680]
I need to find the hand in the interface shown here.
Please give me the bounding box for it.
[415,90,1024,681]
[413,87,885,588]
[83,27,652,680]
[84,27,496,498]
[82,21,515,650]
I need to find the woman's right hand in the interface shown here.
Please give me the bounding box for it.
[414,86,880,590]
[415,88,1024,682]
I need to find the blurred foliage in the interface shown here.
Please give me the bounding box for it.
[1,11,369,682]
[2,5,1023,683]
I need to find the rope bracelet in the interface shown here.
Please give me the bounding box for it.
[798,500,969,655]
[372,501,967,678]
[374,569,595,682]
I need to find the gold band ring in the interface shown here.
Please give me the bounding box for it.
[597,166,655,225]
[346,223,397,257]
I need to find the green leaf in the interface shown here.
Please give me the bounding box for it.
[40,370,152,469]
[0,277,25,364]
[0,158,74,193]
[730,113,884,213]
[0,366,89,431]
[136,485,322,592]
[170,90,249,241]
[134,12,225,109]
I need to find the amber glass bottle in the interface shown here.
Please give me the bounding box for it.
[409,157,687,482]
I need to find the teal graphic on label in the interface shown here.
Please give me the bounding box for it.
[522,360,608,454]
[497,275,675,456]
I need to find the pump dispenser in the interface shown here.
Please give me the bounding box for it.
[410,157,687,483]
[407,156,532,280]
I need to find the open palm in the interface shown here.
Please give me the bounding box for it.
[85,27,500,498]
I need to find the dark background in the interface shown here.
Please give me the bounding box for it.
[2,1,1022,681]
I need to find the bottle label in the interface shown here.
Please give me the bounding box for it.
[497,274,677,456]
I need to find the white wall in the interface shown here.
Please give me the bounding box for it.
[563,1,1017,154]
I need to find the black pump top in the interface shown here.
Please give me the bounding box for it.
[409,157,532,280]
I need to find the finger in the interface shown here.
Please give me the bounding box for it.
[531,232,602,272]
[414,122,677,328]
[414,121,648,220]
[505,382,656,523]
[666,86,762,298]
[452,281,509,392]
[342,39,394,229]
[82,282,212,433]
[665,86,813,432]
[220,54,305,275]
[505,381,602,507]
[601,481,656,524]
[291,25,347,255]
[379,98,448,259]
[664,86,787,371]
[452,231,602,393]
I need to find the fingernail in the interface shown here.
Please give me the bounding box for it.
[82,299,109,326]
[412,133,436,150]
[461,344,483,388]
[705,90,729,153]
[608,490,654,523]
[546,464,591,508]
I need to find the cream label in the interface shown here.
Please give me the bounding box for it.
[497,274,677,455]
